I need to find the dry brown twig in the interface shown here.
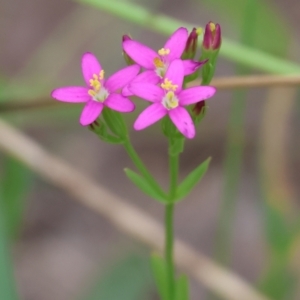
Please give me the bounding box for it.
[0,74,299,113]
[0,118,270,300]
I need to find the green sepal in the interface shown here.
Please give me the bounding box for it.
[169,137,185,157]
[161,116,182,139]
[102,107,127,138]
[175,157,211,202]
[90,121,124,144]
[175,274,189,300]
[150,253,169,300]
[192,102,208,125]
[124,168,167,203]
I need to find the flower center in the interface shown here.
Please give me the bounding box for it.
[161,78,179,110]
[153,48,170,78]
[88,70,109,102]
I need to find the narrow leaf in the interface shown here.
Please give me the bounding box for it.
[0,203,19,300]
[175,274,189,300]
[0,156,33,237]
[150,253,169,300]
[124,168,167,203]
[175,157,211,202]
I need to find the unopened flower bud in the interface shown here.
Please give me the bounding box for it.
[122,34,135,65]
[202,22,221,51]
[182,27,202,59]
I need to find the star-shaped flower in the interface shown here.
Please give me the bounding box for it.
[128,59,216,139]
[51,52,140,125]
[122,27,205,96]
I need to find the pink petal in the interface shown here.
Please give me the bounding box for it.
[80,100,103,126]
[122,70,159,96]
[81,52,102,86]
[182,60,206,75]
[51,86,90,102]
[129,83,164,102]
[134,103,167,130]
[105,64,140,92]
[169,106,195,139]
[179,86,216,105]
[164,59,184,93]
[164,27,188,61]
[123,40,157,69]
[105,94,135,112]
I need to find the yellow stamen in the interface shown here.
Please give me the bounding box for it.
[161,78,178,91]
[99,70,104,80]
[166,91,178,109]
[209,22,216,33]
[153,57,164,68]
[88,90,97,97]
[158,48,170,56]
[196,27,203,35]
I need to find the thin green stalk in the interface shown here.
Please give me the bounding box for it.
[123,138,165,198]
[74,0,300,74]
[165,202,175,300]
[165,138,180,300]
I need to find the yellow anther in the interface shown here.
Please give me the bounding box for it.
[161,78,178,91]
[88,90,97,97]
[99,70,104,80]
[158,48,170,56]
[209,22,216,33]
[166,91,178,108]
[196,27,203,35]
[153,57,165,68]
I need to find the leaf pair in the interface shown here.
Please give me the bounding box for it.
[125,157,211,203]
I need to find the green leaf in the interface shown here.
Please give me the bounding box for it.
[80,253,153,300]
[124,168,167,203]
[175,157,211,202]
[0,203,19,300]
[0,156,33,237]
[175,275,189,300]
[150,253,169,300]
[262,202,293,255]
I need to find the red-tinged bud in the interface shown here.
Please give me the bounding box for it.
[122,34,135,65]
[182,27,202,59]
[192,100,206,116]
[202,22,221,51]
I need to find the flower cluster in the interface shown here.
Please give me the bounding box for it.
[51,26,217,139]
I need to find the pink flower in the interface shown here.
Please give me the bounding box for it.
[122,27,205,88]
[51,52,140,126]
[129,60,216,139]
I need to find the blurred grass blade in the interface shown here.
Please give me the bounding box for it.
[175,157,211,202]
[73,0,300,74]
[80,253,153,300]
[150,253,169,300]
[0,203,19,300]
[124,168,167,203]
[175,274,189,300]
[0,156,33,237]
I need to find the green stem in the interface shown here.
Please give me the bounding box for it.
[165,138,180,299]
[123,138,165,198]
[165,202,175,300]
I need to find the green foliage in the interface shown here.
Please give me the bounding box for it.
[175,274,189,300]
[124,168,167,203]
[175,157,211,202]
[80,253,153,300]
[0,204,19,300]
[150,253,169,300]
[0,156,33,238]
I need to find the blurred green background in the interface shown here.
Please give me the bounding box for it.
[0,0,299,299]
